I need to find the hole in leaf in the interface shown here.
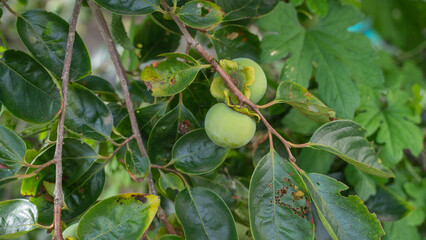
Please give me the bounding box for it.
[201,7,209,17]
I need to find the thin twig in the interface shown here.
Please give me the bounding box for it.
[160,1,296,162]
[87,1,176,235]
[53,1,83,239]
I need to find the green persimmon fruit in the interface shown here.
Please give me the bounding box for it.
[232,58,267,104]
[205,103,256,148]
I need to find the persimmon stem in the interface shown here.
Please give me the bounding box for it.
[257,100,279,109]
[87,1,176,235]
[160,0,297,162]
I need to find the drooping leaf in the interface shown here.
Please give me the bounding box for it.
[309,120,393,178]
[140,53,207,96]
[65,84,113,141]
[211,25,261,62]
[216,0,279,21]
[303,173,385,240]
[16,9,91,81]
[147,103,199,165]
[21,138,97,196]
[111,14,135,51]
[125,140,150,182]
[94,0,160,15]
[0,50,61,123]
[78,193,160,240]
[175,187,238,240]
[133,17,181,62]
[258,1,384,118]
[177,1,223,29]
[0,199,38,239]
[0,125,26,183]
[365,185,413,222]
[172,129,229,175]
[276,81,336,123]
[249,151,314,240]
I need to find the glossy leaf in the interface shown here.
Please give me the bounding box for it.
[65,84,113,141]
[365,185,413,222]
[276,81,336,123]
[177,1,223,29]
[191,174,237,209]
[0,50,61,123]
[0,199,37,239]
[17,9,91,81]
[303,173,385,240]
[94,0,159,15]
[258,2,384,118]
[147,103,199,165]
[133,17,181,62]
[140,53,207,96]
[78,193,160,240]
[309,120,394,178]
[125,140,150,182]
[249,151,314,239]
[211,25,261,62]
[173,129,229,175]
[158,172,185,200]
[216,0,279,21]
[21,139,97,196]
[116,102,168,138]
[175,187,238,240]
[76,75,118,102]
[0,125,26,183]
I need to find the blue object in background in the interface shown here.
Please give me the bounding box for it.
[348,18,385,48]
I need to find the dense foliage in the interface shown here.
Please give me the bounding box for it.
[0,0,424,239]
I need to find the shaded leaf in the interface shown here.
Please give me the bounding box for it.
[177,1,223,29]
[125,140,150,182]
[160,234,184,240]
[76,75,118,102]
[140,53,207,96]
[249,151,314,240]
[344,165,377,201]
[0,125,26,183]
[175,187,238,240]
[173,129,229,175]
[303,173,385,240]
[0,199,37,239]
[0,50,61,123]
[17,10,91,81]
[147,103,199,165]
[297,147,334,174]
[211,25,260,62]
[191,174,236,209]
[94,0,160,15]
[65,84,113,141]
[309,120,393,178]
[78,193,160,240]
[216,0,279,21]
[276,81,335,123]
[158,172,185,200]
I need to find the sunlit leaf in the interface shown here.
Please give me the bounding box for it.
[0,199,38,239]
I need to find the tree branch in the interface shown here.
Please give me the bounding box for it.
[160,1,296,162]
[53,1,83,239]
[87,1,176,235]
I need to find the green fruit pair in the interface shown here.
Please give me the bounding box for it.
[205,58,267,148]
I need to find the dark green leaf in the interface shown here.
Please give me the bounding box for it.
[258,2,383,118]
[76,75,118,102]
[191,174,236,209]
[309,120,394,178]
[111,14,135,50]
[365,185,413,222]
[133,17,181,62]
[94,0,160,15]
[158,172,185,200]
[78,193,160,240]
[249,151,314,239]
[276,81,336,123]
[0,199,37,239]
[181,81,217,122]
[211,25,260,62]
[0,124,26,183]
[21,138,97,196]
[147,103,199,165]
[17,10,91,81]
[297,147,334,174]
[177,1,223,29]
[140,53,207,97]
[125,140,150,182]
[344,165,377,201]
[173,129,229,175]
[160,234,184,240]
[0,50,61,123]
[175,187,238,240]
[129,80,154,107]
[216,0,279,21]
[108,103,128,127]
[303,173,385,240]
[116,102,168,138]
[65,84,113,141]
